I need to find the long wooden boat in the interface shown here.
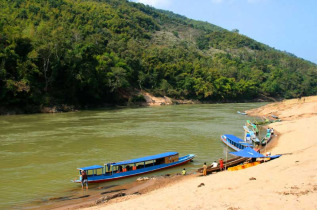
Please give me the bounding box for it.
[261,132,272,146]
[246,120,259,134]
[73,152,195,184]
[237,111,247,115]
[221,134,253,151]
[197,156,248,174]
[243,126,260,143]
[228,161,260,171]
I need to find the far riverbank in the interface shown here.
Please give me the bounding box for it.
[0,90,277,115]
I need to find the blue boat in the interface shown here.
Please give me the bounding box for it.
[221,134,253,151]
[230,147,281,160]
[73,152,195,183]
[237,111,247,115]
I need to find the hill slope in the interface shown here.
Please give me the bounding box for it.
[1,0,316,112]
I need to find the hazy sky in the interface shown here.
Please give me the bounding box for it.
[131,0,317,64]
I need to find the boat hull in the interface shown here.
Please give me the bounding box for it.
[197,156,248,174]
[243,126,260,143]
[74,154,195,183]
[261,137,272,146]
[221,135,253,151]
[221,136,241,151]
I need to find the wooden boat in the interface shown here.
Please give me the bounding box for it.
[261,132,272,146]
[73,152,195,184]
[254,118,270,125]
[243,126,260,143]
[197,156,248,174]
[221,134,253,151]
[256,118,281,125]
[246,120,259,134]
[228,161,260,171]
[237,111,247,115]
[271,114,279,119]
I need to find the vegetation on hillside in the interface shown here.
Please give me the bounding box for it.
[1,0,316,112]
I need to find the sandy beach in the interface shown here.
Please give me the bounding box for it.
[76,96,317,210]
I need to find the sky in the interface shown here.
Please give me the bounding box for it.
[130,0,317,64]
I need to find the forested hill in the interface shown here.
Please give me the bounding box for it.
[1,0,317,113]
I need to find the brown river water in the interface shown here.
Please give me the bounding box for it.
[0,103,266,209]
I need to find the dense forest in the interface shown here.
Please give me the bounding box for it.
[1,0,317,112]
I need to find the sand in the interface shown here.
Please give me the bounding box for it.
[81,96,317,210]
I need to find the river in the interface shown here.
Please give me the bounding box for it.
[0,103,265,209]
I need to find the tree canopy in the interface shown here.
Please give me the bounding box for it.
[1,0,316,112]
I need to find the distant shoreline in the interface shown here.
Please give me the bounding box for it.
[0,91,279,116]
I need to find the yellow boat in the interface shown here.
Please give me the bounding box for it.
[228,161,260,171]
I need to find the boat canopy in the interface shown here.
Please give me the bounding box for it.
[110,152,178,166]
[77,165,104,171]
[230,147,265,158]
[223,134,253,147]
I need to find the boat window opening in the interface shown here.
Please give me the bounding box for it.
[105,164,112,173]
[124,165,132,171]
[135,163,144,169]
[156,158,165,165]
[144,160,155,168]
[111,165,121,173]
[85,168,103,176]
[125,165,133,172]
[94,168,103,175]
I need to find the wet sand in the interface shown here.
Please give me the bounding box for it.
[47,96,317,210]
[33,174,197,210]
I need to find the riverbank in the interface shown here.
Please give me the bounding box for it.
[0,90,278,115]
[76,96,317,210]
[0,91,195,115]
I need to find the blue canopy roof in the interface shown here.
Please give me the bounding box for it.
[110,152,178,166]
[230,147,265,158]
[223,134,253,147]
[77,165,104,171]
